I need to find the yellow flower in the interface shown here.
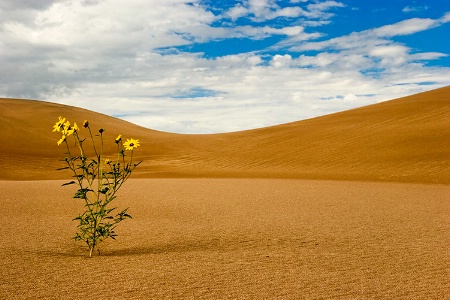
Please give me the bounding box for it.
[57,135,66,146]
[65,122,79,137]
[123,138,140,150]
[105,158,111,164]
[115,134,122,144]
[52,116,65,132]
[62,120,76,137]
[63,120,70,129]
[83,120,89,128]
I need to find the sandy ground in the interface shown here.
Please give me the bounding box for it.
[1,88,449,298]
[1,179,448,299]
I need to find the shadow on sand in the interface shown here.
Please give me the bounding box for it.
[30,237,236,258]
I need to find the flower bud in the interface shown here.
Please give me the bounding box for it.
[115,134,122,144]
[83,120,89,128]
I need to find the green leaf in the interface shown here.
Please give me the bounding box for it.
[105,207,116,213]
[73,188,92,199]
[99,187,109,194]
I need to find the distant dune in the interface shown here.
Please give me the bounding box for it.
[1,86,449,183]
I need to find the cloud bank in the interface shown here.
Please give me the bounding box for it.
[0,0,449,133]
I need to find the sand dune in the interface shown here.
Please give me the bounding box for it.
[1,86,449,182]
[1,88,449,299]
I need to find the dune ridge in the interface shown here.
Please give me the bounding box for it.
[1,86,449,183]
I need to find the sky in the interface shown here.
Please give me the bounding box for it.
[1,0,449,133]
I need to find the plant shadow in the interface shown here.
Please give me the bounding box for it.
[32,237,230,258]
[102,237,226,257]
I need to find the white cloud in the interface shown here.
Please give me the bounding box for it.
[301,20,331,27]
[440,12,450,23]
[223,0,343,22]
[402,6,428,13]
[292,16,442,53]
[234,25,305,40]
[307,1,344,12]
[410,52,448,61]
[270,54,293,67]
[369,45,409,66]
[373,18,437,37]
[3,0,216,51]
[225,4,248,21]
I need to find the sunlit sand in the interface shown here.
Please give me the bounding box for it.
[0,87,449,298]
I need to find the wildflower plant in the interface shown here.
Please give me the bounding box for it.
[53,116,141,257]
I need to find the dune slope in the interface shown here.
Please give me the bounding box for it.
[1,86,449,183]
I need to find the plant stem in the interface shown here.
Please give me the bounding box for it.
[87,127,98,157]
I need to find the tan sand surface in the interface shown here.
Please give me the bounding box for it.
[0,87,449,298]
[1,179,449,299]
[1,86,449,183]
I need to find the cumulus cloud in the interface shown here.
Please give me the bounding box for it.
[226,4,248,21]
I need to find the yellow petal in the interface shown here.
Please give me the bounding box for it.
[57,136,66,146]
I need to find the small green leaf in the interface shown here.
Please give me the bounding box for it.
[99,187,109,194]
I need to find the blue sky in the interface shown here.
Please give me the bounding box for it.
[0,0,449,133]
[178,1,449,63]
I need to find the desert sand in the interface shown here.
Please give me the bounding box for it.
[0,87,449,299]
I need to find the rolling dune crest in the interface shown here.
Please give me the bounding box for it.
[1,86,449,183]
